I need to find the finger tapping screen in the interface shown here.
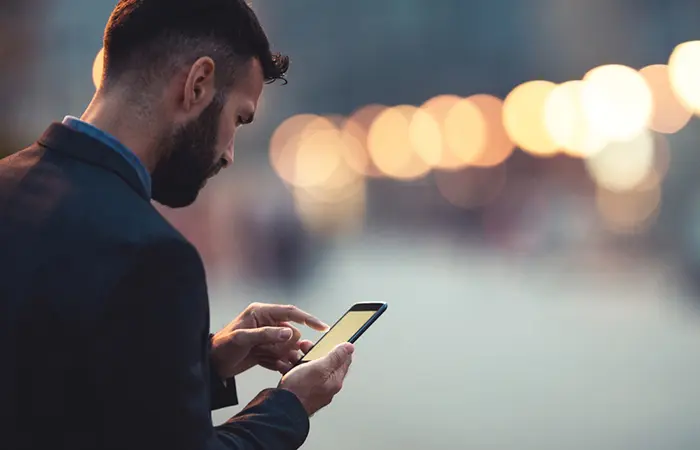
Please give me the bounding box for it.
[301,311,376,361]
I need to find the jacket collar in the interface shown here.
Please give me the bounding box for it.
[37,122,150,201]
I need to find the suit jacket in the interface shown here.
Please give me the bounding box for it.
[0,123,310,450]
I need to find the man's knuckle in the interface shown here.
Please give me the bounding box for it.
[229,330,245,344]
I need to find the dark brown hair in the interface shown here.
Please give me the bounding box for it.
[101,0,289,92]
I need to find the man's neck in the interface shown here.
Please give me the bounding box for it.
[79,93,161,173]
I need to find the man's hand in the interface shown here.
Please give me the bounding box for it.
[278,343,354,416]
[211,303,328,379]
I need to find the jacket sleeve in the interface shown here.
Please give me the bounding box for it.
[208,334,239,410]
[90,238,310,450]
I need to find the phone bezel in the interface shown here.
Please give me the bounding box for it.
[296,302,388,365]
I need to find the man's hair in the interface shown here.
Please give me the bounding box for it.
[101,0,289,92]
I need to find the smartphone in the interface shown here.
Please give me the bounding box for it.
[297,302,388,364]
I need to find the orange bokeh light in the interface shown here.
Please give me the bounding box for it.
[596,183,661,234]
[420,95,487,170]
[270,114,320,185]
[367,105,431,180]
[342,104,388,177]
[503,80,559,157]
[639,64,693,134]
[466,94,515,167]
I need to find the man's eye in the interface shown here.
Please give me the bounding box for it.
[237,115,253,126]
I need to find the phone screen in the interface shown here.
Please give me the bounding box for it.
[300,310,377,362]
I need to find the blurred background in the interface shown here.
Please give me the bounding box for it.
[4,0,700,448]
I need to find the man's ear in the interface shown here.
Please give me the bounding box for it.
[180,56,217,118]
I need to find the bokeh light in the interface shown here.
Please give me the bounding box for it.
[293,179,367,235]
[265,48,688,239]
[367,105,431,180]
[581,64,654,142]
[269,114,322,186]
[269,114,366,195]
[335,123,370,179]
[585,129,655,192]
[651,133,671,180]
[293,116,343,188]
[409,108,443,167]
[270,113,369,235]
[418,95,495,170]
[300,167,365,204]
[442,97,489,169]
[639,64,693,134]
[544,80,607,158]
[420,95,468,170]
[631,133,672,190]
[668,40,700,114]
[466,94,515,167]
[92,47,104,90]
[503,80,559,157]
[434,165,507,209]
[341,104,388,177]
[595,182,661,235]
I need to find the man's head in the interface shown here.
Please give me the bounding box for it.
[100,0,288,207]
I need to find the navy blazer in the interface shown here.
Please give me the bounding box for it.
[0,123,310,450]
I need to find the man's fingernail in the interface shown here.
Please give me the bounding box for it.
[279,329,293,340]
[344,343,355,354]
[310,318,329,329]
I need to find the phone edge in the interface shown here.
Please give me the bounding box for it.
[348,302,387,344]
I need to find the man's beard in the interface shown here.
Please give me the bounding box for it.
[151,95,227,208]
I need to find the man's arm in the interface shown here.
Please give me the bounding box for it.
[91,238,309,450]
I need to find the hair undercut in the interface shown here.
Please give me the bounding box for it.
[100,0,289,93]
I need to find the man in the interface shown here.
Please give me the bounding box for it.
[0,1,354,449]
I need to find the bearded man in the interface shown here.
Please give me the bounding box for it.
[0,1,354,449]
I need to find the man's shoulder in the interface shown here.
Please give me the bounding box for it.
[0,142,195,259]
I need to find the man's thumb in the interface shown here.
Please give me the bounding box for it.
[232,327,292,347]
[324,342,355,370]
